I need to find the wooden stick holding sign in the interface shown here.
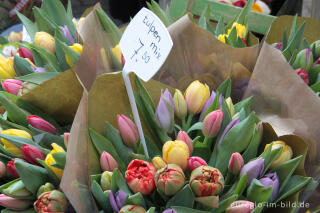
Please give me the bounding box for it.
[120,8,173,159]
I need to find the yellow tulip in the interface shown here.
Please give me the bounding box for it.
[66,43,83,68]
[227,22,246,39]
[8,31,22,43]
[265,141,293,168]
[162,140,189,170]
[184,80,210,114]
[152,156,166,170]
[0,55,16,79]
[111,44,122,63]
[0,129,32,158]
[225,97,235,117]
[34,32,56,54]
[217,34,227,43]
[173,89,187,119]
[45,143,65,179]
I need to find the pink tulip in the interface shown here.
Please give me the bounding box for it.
[187,156,208,172]
[202,110,223,137]
[177,131,193,154]
[100,151,118,172]
[27,115,56,134]
[117,115,139,147]
[2,79,23,95]
[64,132,70,147]
[226,200,254,213]
[228,152,244,174]
[0,194,31,210]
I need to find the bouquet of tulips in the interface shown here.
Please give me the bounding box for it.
[271,15,320,96]
[88,77,312,213]
[0,91,71,212]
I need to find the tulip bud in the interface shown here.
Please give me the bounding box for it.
[257,122,263,138]
[187,156,207,172]
[1,129,32,158]
[34,190,68,213]
[0,194,31,211]
[152,156,166,170]
[100,152,118,172]
[8,31,22,43]
[259,172,279,201]
[202,110,223,137]
[218,117,240,145]
[21,144,45,165]
[117,114,139,147]
[7,159,20,178]
[264,141,292,169]
[184,80,210,114]
[310,40,320,59]
[189,165,224,197]
[228,152,244,174]
[173,89,187,119]
[3,180,32,197]
[34,32,56,54]
[293,48,314,73]
[163,209,177,213]
[0,161,6,178]
[119,205,146,213]
[225,97,235,116]
[163,140,190,170]
[2,79,23,95]
[66,43,83,68]
[18,82,38,96]
[2,45,18,57]
[155,89,175,133]
[125,159,156,195]
[27,115,57,134]
[37,183,55,198]
[176,131,193,153]
[226,200,254,213]
[295,68,309,84]
[45,143,65,179]
[64,133,70,147]
[199,91,216,121]
[59,25,75,44]
[18,47,34,63]
[109,190,127,212]
[272,42,283,51]
[155,164,186,196]
[240,158,264,185]
[101,171,113,191]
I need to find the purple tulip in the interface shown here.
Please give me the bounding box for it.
[240,158,264,185]
[218,117,240,145]
[163,209,177,213]
[155,89,174,133]
[199,91,216,120]
[34,67,46,72]
[109,190,127,212]
[259,172,279,201]
[59,25,75,44]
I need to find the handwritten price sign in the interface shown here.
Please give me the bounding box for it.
[120,7,173,81]
[120,8,173,158]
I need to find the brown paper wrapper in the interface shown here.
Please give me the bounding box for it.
[265,15,320,44]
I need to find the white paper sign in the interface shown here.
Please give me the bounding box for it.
[120,7,173,81]
[22,26,32,43]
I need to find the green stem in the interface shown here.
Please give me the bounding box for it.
[184,113,194,131]
[204,136,214,149]
[225,172,233,185]
[181,116,187,130]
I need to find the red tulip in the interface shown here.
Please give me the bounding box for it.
[187,156,208,172]
[7,159,20,178]
[27,115,56,134]
[21,144,45,165]
[18,47,34,63]
[126,159,156,195]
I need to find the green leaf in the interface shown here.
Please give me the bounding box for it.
[146,207,156,213]
[149,0,171,27]
[275,175,311,203]
[287,15,298,44]
[236,0,254,24]
[54,29,71,70]
[0,36,9,44]
[1,208,35,213]
[247,179,273,213]
[89,128,126,172]
[281,28,288,50]
[138,137,161,160]
[193,141,211,162]
[28,126,64,150]
[216,78,232,98]
[216,194,238,213]
[96,8,122,46]
[29,44,61,72]
[13,55,34,76]
[126,192,146,208]
[187,122,202,134]
[234,96,252,115]
[215,16,225,37]
[30,48,44,67]
[171,206,208,213]
[262,146,283,174]
[51,152,66,169]
[37,159,60,187]
[201,91,220,122]
[104,122,131,166]
[0,117,32,135]
[198,5,209,30]
[310,81,320,93]
[282,22,306,61]
[111,169,119,193]
[15,160,48,195]
[91,180,112,212]
[33,7,57,35]
[135,76,155,111]
[67,0,73,20]
[55,38,80,66]
[301,38,309,50]
[115,169,132,195]
[16,12,38,41]
[166,185,195,208]
[242,128,260,163]
[270,156,303,193]
[234,174,247,196]
[0,133,43,150]
[215,113,255,175]
[16,72,60,85]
